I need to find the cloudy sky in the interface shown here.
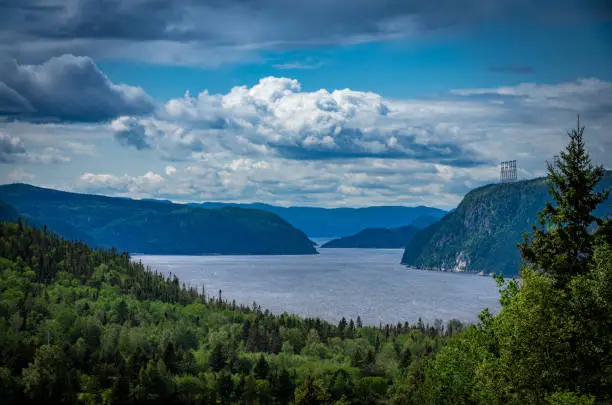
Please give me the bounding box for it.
[0,0,611,209]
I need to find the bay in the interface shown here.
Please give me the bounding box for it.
[133,248,501,326]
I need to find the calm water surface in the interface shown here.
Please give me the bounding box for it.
[133,249,501,326]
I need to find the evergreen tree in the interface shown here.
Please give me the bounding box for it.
[253,354,269,380]
[520,117,610,287]
[273,369,294,405]
[209,342,227,372]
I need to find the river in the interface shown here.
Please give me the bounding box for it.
[133,248,501,326]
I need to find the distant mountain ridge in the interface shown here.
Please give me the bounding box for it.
[0,184,317,255]
[321,225,420,248]
[0,200,19,222]
[189,202,447,237]
[401,171,612,276]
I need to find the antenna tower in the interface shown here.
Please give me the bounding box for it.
[500,160,517,183]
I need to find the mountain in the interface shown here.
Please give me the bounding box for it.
[0,184,317,255]
[401,171,612,276]
[190,202,446,237]
[321,225,419,248]
[410,215,442,229]
[0,200,19,222]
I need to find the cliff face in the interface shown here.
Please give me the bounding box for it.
[401,171,612,276]
[0,184,317,255]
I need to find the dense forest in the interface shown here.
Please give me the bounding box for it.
[0,123,611,404]
[0,219,464,404]
[0,184,317,255]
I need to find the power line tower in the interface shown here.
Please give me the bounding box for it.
[500,160,517,183]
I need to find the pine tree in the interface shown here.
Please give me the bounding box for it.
[519,117,610,287]
[209,342,227,372]
[253,354,269,380]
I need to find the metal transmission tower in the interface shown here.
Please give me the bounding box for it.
[500,160,517,183]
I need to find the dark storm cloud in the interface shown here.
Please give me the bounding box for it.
[0,54,155,122]
[112,117,152,150]
[271,128,488,167]
[0,0,608,66]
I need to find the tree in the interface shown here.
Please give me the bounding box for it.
[519,117,610,287]
[295,375,325,405]
[217,371,234,405]
[253,354,270,380]
[479,119,612,403]
[273,368,294,405]
[22,344,76,403]
[209,342,227,372]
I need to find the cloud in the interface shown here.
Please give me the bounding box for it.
[273,61,325,70]
[488,64,535,74]
[79,170,164,195]
[109,76,612,171]
[28,147,71,164]
[6,168,35,181]
[0,132,27,163]
[72,155,499,209]
[63,141,97,156]
[115,76,486,165]
[110,116,206,160]
[0,55,155,122]
[111,116,153,150]
[0,131,73,164]
[95,75,612,208]
[165,165,177,176]
[450,78,612,122]
[1,0,608,67]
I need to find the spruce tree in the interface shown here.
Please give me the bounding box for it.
[519,117,609,287]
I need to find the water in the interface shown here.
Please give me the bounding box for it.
[133,249,501,326]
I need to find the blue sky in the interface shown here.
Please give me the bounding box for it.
[97,22,612,101]
[0,0,611,209]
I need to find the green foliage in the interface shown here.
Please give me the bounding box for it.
[520,119,610,287]
[397,121,612,404]
[0,220,458,404]
[4,121,608,404]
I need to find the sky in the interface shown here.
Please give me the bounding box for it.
[0,0,611,209]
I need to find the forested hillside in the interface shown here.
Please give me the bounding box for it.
[0,184,316,255]
[1,123,610,404]
[0,200,18,222]
[0,220,462,404]
[402,170,612,276]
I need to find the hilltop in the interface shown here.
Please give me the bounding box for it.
[0,184,317,255]
[190,202,446,237]
[401,170,612,276]
[321,225,420,248]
